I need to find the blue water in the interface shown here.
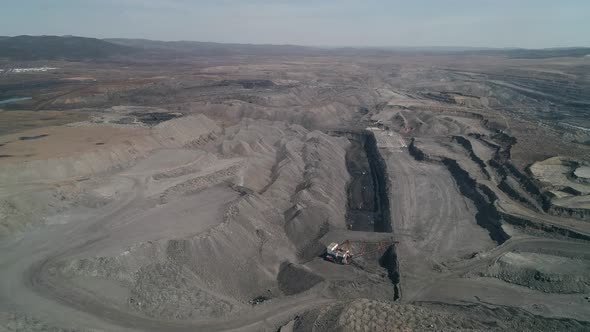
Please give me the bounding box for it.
[0,97,32,105]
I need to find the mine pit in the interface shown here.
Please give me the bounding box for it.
[322,129,401,300]
[340,130,392,233]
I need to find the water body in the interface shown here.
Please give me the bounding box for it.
[0,97,32,105]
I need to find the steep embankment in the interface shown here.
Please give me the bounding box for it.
[408,138,509,244]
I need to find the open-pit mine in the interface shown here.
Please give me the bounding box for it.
[1,38,590,332]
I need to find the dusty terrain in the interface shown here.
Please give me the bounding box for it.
[1,49,590,332]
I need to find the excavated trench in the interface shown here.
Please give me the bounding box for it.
[330,129,400,299]
[379,245,401,300]
[442,158,509,244]
[341,131,392,233]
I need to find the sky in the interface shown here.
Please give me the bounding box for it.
[1,0,589,48]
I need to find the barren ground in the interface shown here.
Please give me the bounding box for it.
[1,53,589,331]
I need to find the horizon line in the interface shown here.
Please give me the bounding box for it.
[3,34,590,51]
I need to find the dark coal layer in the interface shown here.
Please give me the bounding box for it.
[379,245,401,300]
[342,130,392,233]
[442,158,509,244]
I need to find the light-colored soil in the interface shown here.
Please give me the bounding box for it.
[1,54,590,332]
[0,125,150,163]
[575,166,590,179]
[0,110,89,135]
[530,157,590,194]
[529,156,590,210]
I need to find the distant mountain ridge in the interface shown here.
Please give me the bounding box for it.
[0,35,137,60]
[104,38,590,58]
[103,38,322,56]
[0,35,588,60]
[467,47,590,59]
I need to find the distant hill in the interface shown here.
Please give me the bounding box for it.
[104,38,323,56]
[0,35,138,60]
[506,48,590,59]
[106,39,590,58]
[464,47,590,59]
[1,35,588,60]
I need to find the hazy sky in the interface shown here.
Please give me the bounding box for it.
[1,0,589,48]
